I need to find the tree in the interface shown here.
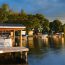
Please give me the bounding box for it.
[2,4,9,12]
[52,20,62,33]
[42,19,50,34]
[35,14,45,26]
[62,24,65,33]
[35,14,50,33]
[49,22,54,33]
[0,4,10,23]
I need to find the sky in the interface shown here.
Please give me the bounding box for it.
[0,0,65,22]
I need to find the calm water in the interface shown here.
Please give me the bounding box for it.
[23,36,65,65]
[0,35,65,65]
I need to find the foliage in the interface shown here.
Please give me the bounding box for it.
[0,4,64,34]
[0,4,9,23]
[42,19,50,33]
[62,24,65,33]
[52,20,62,32]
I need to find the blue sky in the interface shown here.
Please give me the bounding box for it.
[0,0,65,22]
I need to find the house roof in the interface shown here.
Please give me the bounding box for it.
[0,24,26,31]
[0,23,24,26]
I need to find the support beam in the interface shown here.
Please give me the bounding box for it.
[11,30,15,46]
[10,31,14,46]
[21,52,22,59]
[14,30,15,46]
[20,30,22,47]
[25,52,28,63]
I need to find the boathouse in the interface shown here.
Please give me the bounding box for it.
[0,24,29,63]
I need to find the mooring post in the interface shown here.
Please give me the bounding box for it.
[25,51,28,63]
[21,52,22,59]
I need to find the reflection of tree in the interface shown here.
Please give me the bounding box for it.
[29,36,49,58]
[29,36,43,59]
[42,38,49,48]
[29,36,43,56]
[64,35,65,45]
[60,37,65,48]
[49,37,62,49]
[33,36,40,50]
[27,37,34,48]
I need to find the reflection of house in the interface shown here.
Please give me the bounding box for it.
[55,32,64,38]
[0,24,29,63]
[28,37,34,48]
[42,34,48,39]
[28,30,33,36]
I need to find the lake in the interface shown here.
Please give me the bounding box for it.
[23,35,65,65]
[0,35,65,65]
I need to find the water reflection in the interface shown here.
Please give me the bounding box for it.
[1,35,65,65]
[22,35,65,65]
[24,36,65,52]
[27,36,43,56]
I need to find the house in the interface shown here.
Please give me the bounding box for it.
[0,24,29,63]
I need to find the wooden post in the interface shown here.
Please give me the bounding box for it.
[20,30,22,47]
[21,52,22,59]
[10,31,14,47]
[14,30,15,46]
[25,52,28,63]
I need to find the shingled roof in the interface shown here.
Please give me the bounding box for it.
[0,24,24,27]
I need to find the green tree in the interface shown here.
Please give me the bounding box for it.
[0,4,9,23]
[42,19,50,34]
[62,24,65,33]
[52,20,62,33]
[49,22,54,33]
[35,14,45,26]
[2,4,9,12]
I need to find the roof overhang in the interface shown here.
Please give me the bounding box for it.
[0,26,26,31]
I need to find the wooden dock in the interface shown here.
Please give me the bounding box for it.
[0,24,29,64]
[0,47,29,64]
[0,47,29,53]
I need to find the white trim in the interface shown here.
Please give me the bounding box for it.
[0,26,26,29]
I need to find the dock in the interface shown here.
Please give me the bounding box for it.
[0,24,29,64]
[0,47,29,53]
[0,47,29,63]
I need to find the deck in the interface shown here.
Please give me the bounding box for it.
[0,47,29,64]
[0,47,29,53]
